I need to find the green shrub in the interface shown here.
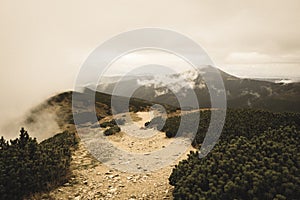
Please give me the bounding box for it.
[100,120,117,128]
[144,121,150,127]
[166,131,174,138]
[148,116,166,130]
[0,128,78,200]
[159,109,300,146]
[104,126,121,136]
[168,109,300,200]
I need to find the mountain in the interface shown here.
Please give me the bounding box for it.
[24,89,177,135]
[7,70,299,199]
[25,67,298,137]
[94,67,300,113]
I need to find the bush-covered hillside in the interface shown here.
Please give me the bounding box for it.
[168,109,300,199]
[153,109,300,147]
[0,128,78,200]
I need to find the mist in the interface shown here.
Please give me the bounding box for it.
[0,108,61,142]
[1,0,300,140]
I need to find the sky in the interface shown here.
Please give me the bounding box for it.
[0,0,300,136]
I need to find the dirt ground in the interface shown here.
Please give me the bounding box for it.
[36,111,196,200]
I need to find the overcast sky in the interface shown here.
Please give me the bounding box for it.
[0,0,300,135]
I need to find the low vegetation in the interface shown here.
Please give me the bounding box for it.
[170,126,300,200]
[104,126,121,136]
[0,128,78,200]
[167,109,300,199]
[148,109,300,145]
[100,120,117,128]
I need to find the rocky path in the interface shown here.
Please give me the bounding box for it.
[38,112,196,200]
[45,142,174,200]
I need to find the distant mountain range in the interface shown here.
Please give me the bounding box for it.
[251,77,300,84]
[89,67,300,113]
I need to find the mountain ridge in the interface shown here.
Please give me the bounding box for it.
[90,68,300,113]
